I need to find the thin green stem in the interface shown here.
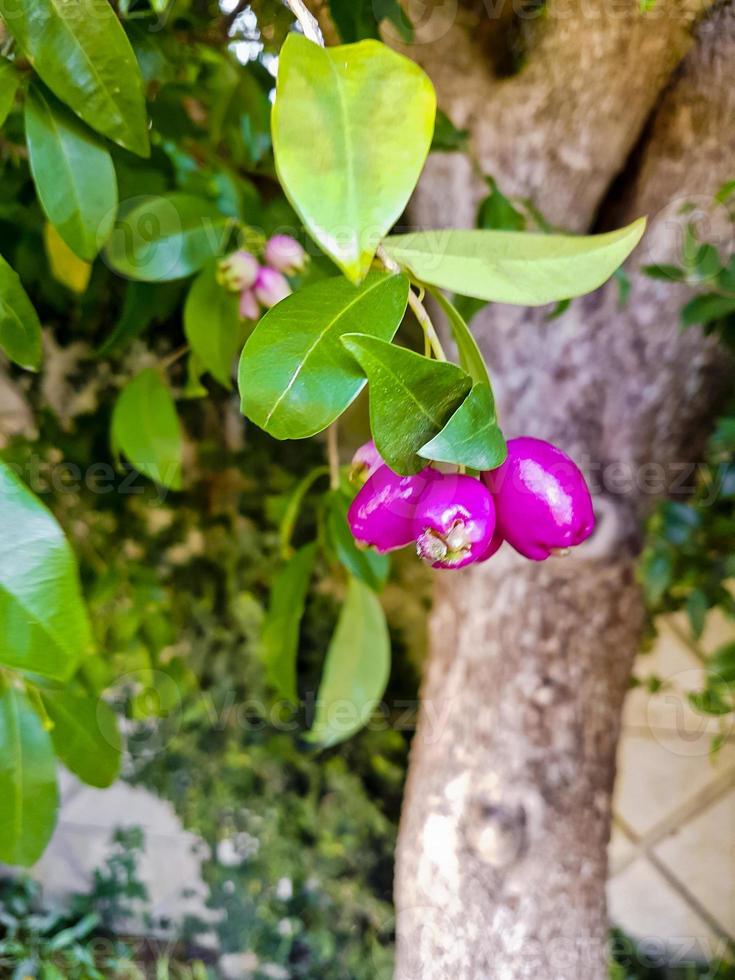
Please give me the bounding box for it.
[407,288,447,362]
[327,422,340,490]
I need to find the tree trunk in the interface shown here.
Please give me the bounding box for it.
[395,2,735,977]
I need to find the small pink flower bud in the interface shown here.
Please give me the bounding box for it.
[412,473,496,569]
[254,267,292,309]
[482,436,595,561]
[217,250,260,292]
[349,440,383,485]
[348,465,438,554]
[239,288,260,321]
[264,235,309,276]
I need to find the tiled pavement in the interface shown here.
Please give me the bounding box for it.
[608,612,735,962]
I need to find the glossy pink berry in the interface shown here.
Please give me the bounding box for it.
[482,436,595,561]
[349,440,383,485]
[412,473,496,569]
[254,267,291,308]
[217,249,259,292]
[264,235,308,276]
[348,465,438,554]
[239,288,260,321]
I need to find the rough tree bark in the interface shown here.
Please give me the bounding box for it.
[394,2,735,977]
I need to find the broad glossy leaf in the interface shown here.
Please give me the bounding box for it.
[382,218,647,305]
[41,690,121,789]
[105,194,233,282]
[0,254,42,371]
[0,684,58,866]
[26,85,117,261]
[420,383,506,470]
[307,576,390,747]
[341,334,471,474]
[44,223,92,293]
[111,369,183,490]
[0,58,19,126]
[0,0,149,156]
[184,264,245,389]
[272,35,435,282]
[0,459,91,680]
[262,543,317,703]
[239,271,409,439]
[325,490,389,592]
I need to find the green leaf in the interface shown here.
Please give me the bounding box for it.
[477,177,526,232]
[328,0,414,43]
[184,263,245,389]
[0,58,19,127]
[95,281,183,358]
[0,684,58,866]
[430,108,468,152]
[272,35,435,282]
[382,218,647,305]
[420,383,506,470]
[681,293,735,327]
[0,0,149,156]
[44,223,92,294]
[261,543,317,703]
[307,576,390,748]
[239,271,409,439]
[0,459,92,680]
[105,194,233,282]
[641,263,686,282]
[0,254,42,371]
[342,334,471,474]
[26,84,117,261]
[325,490,389,592]
[111,369,183,490]
[40,690,121,789]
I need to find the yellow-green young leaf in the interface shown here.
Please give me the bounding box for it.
[272,35,436,282]
[0,684,59,866]
[0,254,42,371]
[420,382,507,470]
[105,194,233,282]
[261,542,317,704]
[0,0,149,156]
[239,271,409,439]
[0,459,91,680]
[307,576,390,748]
[184,264,245,389]
[341,334,471,475]
[26,85,117,262]
[40,690,121,789]
[382,218,647,305]
[44,223,92,294]
[0,58,19,126]
[111,369,183,490]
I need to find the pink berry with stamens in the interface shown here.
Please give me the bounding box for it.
[412,473,496,569]
[348,464,438,554]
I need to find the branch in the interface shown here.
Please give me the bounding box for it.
[284,0,324,45]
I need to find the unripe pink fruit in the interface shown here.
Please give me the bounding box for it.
[412,473,496,569]
[349,440,383,485]
[254,266,291,308]
[348,465,438,554]
[482,436,595,561]
[264,235,309,276]
[217,249,260,292]
[239,288,260,321]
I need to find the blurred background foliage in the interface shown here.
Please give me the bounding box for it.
[0,0,732,975]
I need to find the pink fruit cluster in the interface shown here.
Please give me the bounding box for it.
[348,437,595,570]
[216,235,308,320]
